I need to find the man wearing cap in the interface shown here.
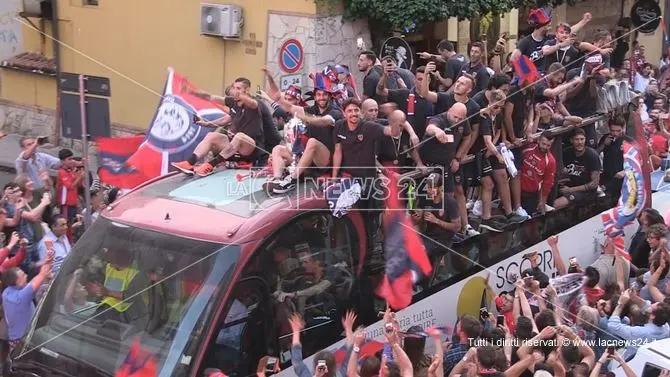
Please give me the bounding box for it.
[512,8,591,72]
[335,64,359,100]
[411,172,461,253]
[265,78,344,194]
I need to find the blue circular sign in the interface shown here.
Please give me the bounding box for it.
[279,39,304,73]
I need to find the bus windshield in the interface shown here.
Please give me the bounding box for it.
[19,217,240,376]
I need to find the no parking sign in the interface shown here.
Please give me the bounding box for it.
[279,39,304,73]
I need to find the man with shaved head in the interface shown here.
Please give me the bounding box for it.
[418,63,481,238]
[361,98,380,120]
[420,102,470,202]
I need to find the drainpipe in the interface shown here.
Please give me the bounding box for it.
[51,0,61,147]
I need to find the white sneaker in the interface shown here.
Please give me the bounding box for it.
[544,204,555,212]
[515,206,529,218]
[464,224,480,237]
[472,200,483,217]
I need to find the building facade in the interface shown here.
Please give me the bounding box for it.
[0,0,665,144]
[0,0,371,141]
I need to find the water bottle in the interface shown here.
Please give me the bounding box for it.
[407,93,415,116]
[288,154,297,176]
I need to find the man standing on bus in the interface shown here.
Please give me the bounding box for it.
[172,78,265,177]
[520,131,556,216]
[331,99,403,182]
[419,102,469,200]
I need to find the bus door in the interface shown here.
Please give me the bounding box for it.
[197,277,277,377]
[240,212,359,368]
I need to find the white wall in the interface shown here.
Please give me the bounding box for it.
[0,0,23,61]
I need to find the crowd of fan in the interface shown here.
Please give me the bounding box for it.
[234,7,670,377]
[0,137,121,361]
[249,221,670,377]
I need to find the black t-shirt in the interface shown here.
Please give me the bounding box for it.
[387,89,434,139]
[435,93,481,130]
[471,115,494,152]
[334,119,386,178]
[259,101,281,151]
[506,85,533,138]
[376,131,413,166]
[224,97,265,146]
[563,146,601,187]
[533,80,561,112]
[517,34,550,70]
[363,66,383,103]
[420,194,459,244]
[542,38,581,72]
[460,63,490,94]
[599,134,624,180]
[419,112,471,165]
[472,91,503,127]
[305,105,343,151]
[443,54,468,82]
[564,69,596,117]
[363,66,409,101]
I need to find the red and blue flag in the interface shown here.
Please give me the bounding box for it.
[376,173,431,309]
[115,339,157,377]
[97,67,225,189]
[512,55,540,86]
[601,139,649,260]
[97,135,147,188]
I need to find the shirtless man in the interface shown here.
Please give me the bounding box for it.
[172,77,265,177]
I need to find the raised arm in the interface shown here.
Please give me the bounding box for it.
[547,235,567,275]
[418,62,439,104]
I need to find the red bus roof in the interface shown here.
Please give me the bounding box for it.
[102,169,328,244]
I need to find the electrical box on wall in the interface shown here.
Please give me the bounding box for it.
[200,3,243,38]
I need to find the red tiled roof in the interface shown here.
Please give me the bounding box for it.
[1,52,56,75]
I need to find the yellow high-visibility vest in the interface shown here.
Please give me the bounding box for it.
[100,264,139,312]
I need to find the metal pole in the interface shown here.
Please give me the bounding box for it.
[79,74,92,228]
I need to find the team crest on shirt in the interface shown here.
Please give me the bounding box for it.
[357,134,364,141]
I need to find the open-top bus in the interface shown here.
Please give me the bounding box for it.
[10,161,669,377]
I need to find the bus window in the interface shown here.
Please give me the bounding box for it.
[199,278,271,377]
[641,363,666,377]
[23,218,239,376]
[243,213,357,362]
[431,240,479,287]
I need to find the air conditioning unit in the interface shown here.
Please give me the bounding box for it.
[200,3,243,38]
[22,0,52,19]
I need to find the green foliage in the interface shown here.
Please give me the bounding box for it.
[339,0,582,32]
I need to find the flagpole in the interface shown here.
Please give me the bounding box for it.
[79,74,92,228]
